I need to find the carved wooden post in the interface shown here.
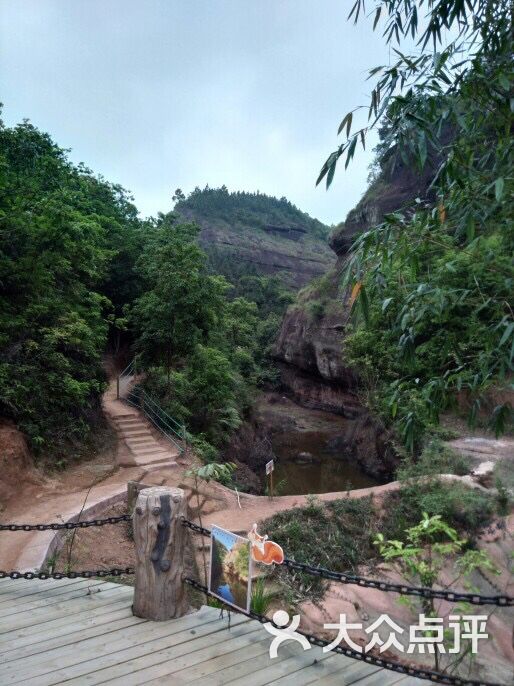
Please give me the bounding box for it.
[133,486,189,620]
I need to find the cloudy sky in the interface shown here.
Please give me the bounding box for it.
[0,1,390,225]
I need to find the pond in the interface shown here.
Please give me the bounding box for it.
[271,430,382,496]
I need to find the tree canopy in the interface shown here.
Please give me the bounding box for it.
[318,0,513,449]
[0,117,140,450]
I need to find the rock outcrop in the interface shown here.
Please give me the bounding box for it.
[0,420,41,508]
[271,148,442,477]
[174,188,335,288]
[274,150,439,391]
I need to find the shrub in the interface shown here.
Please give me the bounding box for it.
[397,439,472,480]
[261,495,378,600]
[381,481,494,542]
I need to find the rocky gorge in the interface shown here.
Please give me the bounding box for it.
[229,148,445,492]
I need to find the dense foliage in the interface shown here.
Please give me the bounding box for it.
[133,213,284,454]
[0,117,141,451]
[0,123,298,460]
[319,0,513,451]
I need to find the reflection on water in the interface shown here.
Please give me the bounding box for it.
[214,573,249,609]
[272,430,382,495]
[216,582,234,604]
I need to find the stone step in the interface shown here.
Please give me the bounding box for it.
[114,417,144,425]
[126,433,155,444]
[116,424,146,433]
[126,439,159,449]
[130,443,169,455]
[116,420,147,428]
[118,429,153,438]
[132,454,178,467]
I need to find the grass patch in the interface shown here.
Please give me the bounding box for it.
[381,480,495,542]
[397,439,472,480]
[260,495,378,603]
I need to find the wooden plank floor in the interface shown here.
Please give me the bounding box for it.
[0,578,426,685]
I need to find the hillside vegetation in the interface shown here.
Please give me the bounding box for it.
[175,186,334,289]
[316,0,513,451]
[0,120,319,462]
[0,119,141,452]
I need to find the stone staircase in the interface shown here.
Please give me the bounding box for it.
[112,411,180,467]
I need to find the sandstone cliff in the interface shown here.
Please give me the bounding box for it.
[271,150,440,477]
[274,149,439,403]
[175,187,335,288]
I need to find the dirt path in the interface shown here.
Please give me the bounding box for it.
[2,376,512,574]
[0,376,403,571]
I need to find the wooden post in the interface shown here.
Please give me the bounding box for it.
[133,486,190,620]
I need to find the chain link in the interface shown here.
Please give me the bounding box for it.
[181,518,514,607]
[181,518,210,536]
[183,578,501,686]
[0,514,132,532]
[0,567,134,580]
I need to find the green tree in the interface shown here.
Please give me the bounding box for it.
[132,215,229,382]
[375,513,498,672]
[316,1,513,449]
[0,117,136,452]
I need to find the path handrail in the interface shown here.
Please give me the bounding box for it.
[125,387,185,454]
[139,390,184,432]
[116,358,186,454]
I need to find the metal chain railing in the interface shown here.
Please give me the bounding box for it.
[0,509,509,684]
[0,514,132,532]
[183,578,502,686]
[0,514,134,579]
[2,514,512,607]
[0,568,135,580]
[180,518,514,607]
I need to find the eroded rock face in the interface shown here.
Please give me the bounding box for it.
[277,364,360,417]
[0,420,40,508]
[178,210,335,289]
[223,393,397,483]
[271,150,441,478]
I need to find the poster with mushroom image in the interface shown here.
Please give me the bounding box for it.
[209,525,253,612]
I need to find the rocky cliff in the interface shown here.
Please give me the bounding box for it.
[271,150,440,477]
[274,149,439,405]
[175,187,335,288]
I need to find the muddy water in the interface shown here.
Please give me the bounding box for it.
[271,430,381,495]
[251,394,385,496]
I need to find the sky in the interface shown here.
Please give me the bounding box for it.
[0,0,391,226]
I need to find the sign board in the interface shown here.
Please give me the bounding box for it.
[265,459,274,475]
[209,525,252,612]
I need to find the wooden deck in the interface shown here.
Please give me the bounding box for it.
[0,578,426,685]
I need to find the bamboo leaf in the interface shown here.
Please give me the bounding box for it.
[337,111,352,136]
[494,177,504,201]
[349,281,362,307]
[382,297,393,312]
[373,6,381,30]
